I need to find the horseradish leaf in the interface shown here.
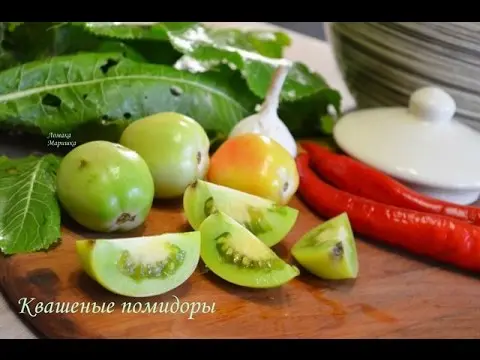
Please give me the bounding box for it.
[0,154,62,255]
[0,52,258,139]
[0,22,153,65]
[79,22,196,41]
[193,27,291,58]
[0,23,19,71]
[164,23,334,102]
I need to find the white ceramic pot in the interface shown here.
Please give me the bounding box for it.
[325,22,480,132]
[333,86,480,205]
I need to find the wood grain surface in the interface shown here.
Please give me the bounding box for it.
[1,195,480,339]
[0,21,356,340]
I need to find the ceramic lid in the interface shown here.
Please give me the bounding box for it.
[333,86,480,190]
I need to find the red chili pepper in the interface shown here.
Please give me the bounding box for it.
[296,152,480,272]
[300,141,480,226]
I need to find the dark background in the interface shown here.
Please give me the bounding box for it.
[269,22,326,40]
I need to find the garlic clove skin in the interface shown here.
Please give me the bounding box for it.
[229,112,298,158]
[228,63,298,158]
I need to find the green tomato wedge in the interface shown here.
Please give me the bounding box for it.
[199,210,299,288]
[291,213,359,280]
[76,232,201,297]
[183,180,298,247]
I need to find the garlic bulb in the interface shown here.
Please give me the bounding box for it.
[229,64,297,158]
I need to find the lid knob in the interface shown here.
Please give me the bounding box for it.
[408,87,456,124]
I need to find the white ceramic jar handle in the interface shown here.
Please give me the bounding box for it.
[408,87,456,124]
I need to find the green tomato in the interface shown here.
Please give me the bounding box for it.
[119,112,210,199]
[56,141,155,233]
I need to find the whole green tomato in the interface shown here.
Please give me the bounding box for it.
[119,112,210,199]
[56,141,155,232]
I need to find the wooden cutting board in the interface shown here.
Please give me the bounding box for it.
[1,195,480,339]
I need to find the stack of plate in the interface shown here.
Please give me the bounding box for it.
[325,22,480,130]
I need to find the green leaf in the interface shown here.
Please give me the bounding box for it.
[122,40,183,66]
[279,88,342,137]
[0,22,342,141]
[94,41,147,62]
[79,22,196,41]
[0,23,19,71]
[80,22,167,40]
[318,114,336,135]
[5,22,24,32]
[0,22,186,70]
[75,22,288,58]
[76,22,342,132]
[163,23,331,102]
[200,27,291,58]
[0,22,148,64]
[80,22,289,65]
[48,23,118,56]
[1,22,64,63]
[0,51,17,71]
[78,22,193,65]
[0,52,258,141]
[0,154,62,255]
